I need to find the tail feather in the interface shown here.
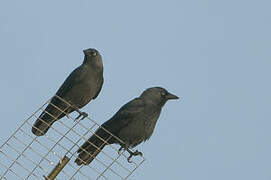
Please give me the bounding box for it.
[31,111,66,136]
[32,113,52,136]
[32,97,70,136]
[75,127,115,166]
[75,134,106,165]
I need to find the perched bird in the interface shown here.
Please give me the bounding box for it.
[75,87,178,165]
[32,48,104,136]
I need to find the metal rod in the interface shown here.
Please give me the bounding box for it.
[45,155,70,180]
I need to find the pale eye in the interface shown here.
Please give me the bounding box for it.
[161,91,167,97]
[91,51,97,56]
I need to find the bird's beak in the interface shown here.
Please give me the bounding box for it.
[83,49,87,55]
[166,92,179,100]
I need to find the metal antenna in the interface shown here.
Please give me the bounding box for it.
[0,96,145,180]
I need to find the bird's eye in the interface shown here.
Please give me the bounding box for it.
[91,51,97,56]
[161,91,167,97]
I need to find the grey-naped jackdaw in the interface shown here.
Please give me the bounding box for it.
[32,48,104,136]
[75,87,178,165]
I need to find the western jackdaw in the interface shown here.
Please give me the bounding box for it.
[75,87,178,165]
[32,48,104,136]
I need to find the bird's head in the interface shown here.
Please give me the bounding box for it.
[83,48,103,69]
[140,87,179,107]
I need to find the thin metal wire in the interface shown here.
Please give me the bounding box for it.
[68,124,110,180]
[56,119,133,170]
[0,98,53,179]
[0,160,24,180]
[0,95,145,180]
[124,156,145,180]
[30,102,140,174]
[24,119,101,179]
[25,117,91,179]
[1,135,37,179]
[11,135,56,178]
[4,142,42,179]
[23,104,75,179]
[0,98,51,150]
[28,104,130,179]
[22,121,94,179]
[96,153,122,180]
[74,135,125,179]
[0,149,41,180]
[54,118,137,178]
[74,121,140,167]
[27,107,76,179]
[38,120,118,179]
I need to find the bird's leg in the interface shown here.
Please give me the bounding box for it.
[65,113,70,119]
[119,145,143,163]
[126,149,143,163]
[75,111,88,121]
[118,146,125,155]
[75,109,88,121]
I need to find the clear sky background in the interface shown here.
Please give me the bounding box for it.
[0,0,271,179]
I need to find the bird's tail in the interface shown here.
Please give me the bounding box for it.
[31,112,57,136]
[75,129,112,166]
[32,97,69,136]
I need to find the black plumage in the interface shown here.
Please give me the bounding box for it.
[75,87,178,165]
[32,48,104,136]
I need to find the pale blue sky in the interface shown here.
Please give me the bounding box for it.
[0,0,271,179]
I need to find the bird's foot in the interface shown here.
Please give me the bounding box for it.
[127,149,143,163]
[118,147,125,155]
[75,111,88,121]
[65,113,70,119]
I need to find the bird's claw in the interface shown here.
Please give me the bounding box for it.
[75,111,88,122]
[127,150,143,163]
[118,147,125,155]
[118,145,143,162]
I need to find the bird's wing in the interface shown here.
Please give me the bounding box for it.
[101,97,145,135]
[93,76,104,99]
[77,97,147,159]
[78,97,145,153]
[32,66,84,135]
[55,65,83,98]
